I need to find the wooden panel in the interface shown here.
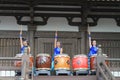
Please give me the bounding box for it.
[0,31,27,57]
[94,39,120,58]
[0,31,119,59]
[0,31,27,38]
[0,38,20,57]
[92,32,120,40]
[34,38,78,58]
[35,31,80,38]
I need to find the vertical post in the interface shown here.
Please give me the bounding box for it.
[27,27,35,55]
[28,5,35,55]
[79,2,88,54]
[80,29,87,54]
[28,24,36,66]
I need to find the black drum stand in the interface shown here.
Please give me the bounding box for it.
[36,70,51,76]
[73,69,88,75]
[55,69,71,76]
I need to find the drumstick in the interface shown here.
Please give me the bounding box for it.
[87,24,90,35]
[87,24,92,48]
[20,25,22,35]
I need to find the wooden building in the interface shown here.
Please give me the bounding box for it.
[0,0,120,80]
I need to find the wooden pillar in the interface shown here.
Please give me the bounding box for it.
[27,24,36,67]
[27,4,37,67]
[79,2,88,54]
[27,29,34,55]
[80,27,88,54]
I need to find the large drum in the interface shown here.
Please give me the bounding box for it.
[14,54,33,68]
[90,54,97,72]
[54,54,70,70]
[72,54,88,71]
[36,53,51,70]
[90,54,108,72]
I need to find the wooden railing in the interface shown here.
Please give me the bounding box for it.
[0,48,32,80]
[0,57,21,80]
[97,58,115,80]
[0,57,21,71]
[96,45,120,80]
[106,58,120,80]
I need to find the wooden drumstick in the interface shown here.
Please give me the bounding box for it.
[20,25,22,35]
[87,24,91,35]
[87,24,92,48]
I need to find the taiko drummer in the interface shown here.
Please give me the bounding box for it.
[88,32,98,57]
[51,31,63,70]
[88,25,98,73]
[15,26,31,77]
[15,27,31,58]
[54,31,63,56]
[19,27,30,55]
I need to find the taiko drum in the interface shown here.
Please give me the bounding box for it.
[90,55,97,71]
[54,54,70,70]
[36,53,51,70]
[14,54,33,68]
[90,54,108,71]
[72,54,88,71]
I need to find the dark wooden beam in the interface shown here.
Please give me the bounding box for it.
[115,18,120,26]
[0,0,30,4]
[27,24,36,67]
[31,0,84,6]
[34,6,81,12]
[0,0,120,27]
[15,16,48,25]
[0,6,29,10]
[79,1,88,54]
[81,2,88,29]
[35,13,81,17]
[66,17,99,26]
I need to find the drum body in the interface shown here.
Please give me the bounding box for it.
[54,54,70,70]
[36,53,51,70]
[90,55,97,71]
[90,54,108,72]
[14,54,33,68]
[72,54,88,71]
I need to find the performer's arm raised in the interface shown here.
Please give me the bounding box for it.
[54,31,58,48]
[20,26,23,48]
[88,24,92,48]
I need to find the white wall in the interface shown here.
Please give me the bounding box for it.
[0,16,120,32]
[37,17,79,31]
[0,16,27,31]
[90,18,120,32]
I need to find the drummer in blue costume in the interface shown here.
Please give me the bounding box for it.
[19,26,30,55]
[51,31,63,70]
[88,24,98,73]
[16,26,31,77]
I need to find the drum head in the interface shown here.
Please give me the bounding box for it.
[37,53,50,57]
[73,54,87,58]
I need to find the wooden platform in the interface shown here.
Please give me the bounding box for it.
[0,75,120,80]
[0,76,96,80]
[34,76,96,80]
